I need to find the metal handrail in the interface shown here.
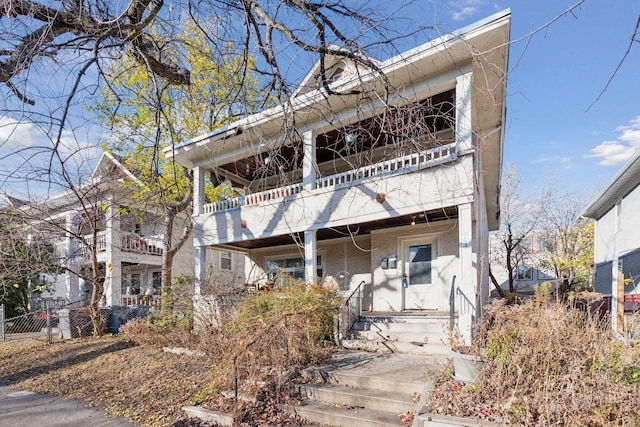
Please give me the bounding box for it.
[335,281,366,345]
[449,275,457,334]
[345,280,366,307]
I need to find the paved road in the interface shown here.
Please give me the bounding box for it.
[0,384,137,427]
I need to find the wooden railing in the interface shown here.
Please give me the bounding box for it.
[316,142,456,190]
[200,142,457,214]
[121,295,162,310]
[65,231,163,258]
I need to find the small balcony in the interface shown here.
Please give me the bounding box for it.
[60,231,164,259]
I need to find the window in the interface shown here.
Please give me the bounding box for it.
[409,244,432,284]
[266,254,323,281]
[516,265,533,281]
[539,237,555,252]
[130,274,141,295]
[616,200,622,232]
[517,238,532,253]
[538,268,555,280]
[152,271,162,290]
[220,251,232,270]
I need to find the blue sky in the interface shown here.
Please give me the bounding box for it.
[0,0,637,201]
[425,0,640,198]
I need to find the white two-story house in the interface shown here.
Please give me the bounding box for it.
[583,148,640,333]
[166,11,510,342]
[23,152,245,309]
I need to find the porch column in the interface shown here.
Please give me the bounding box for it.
[455,71,473,153]
[302,130,316,191]
[64,211,80,303]
[195,246,206,295]
[458,202,477,344]
[104,203,122,306]
[610,254,620,334]
[304,230,318,286]
[194,166,205,215]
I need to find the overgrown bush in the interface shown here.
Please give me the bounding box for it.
[430,287,640,426]
[121,276,341,423]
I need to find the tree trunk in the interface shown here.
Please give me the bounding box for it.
[160,198,193,313]
[489,268,506,298]
[88,228,104,336]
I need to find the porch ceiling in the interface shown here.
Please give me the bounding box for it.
[222,206,458,250]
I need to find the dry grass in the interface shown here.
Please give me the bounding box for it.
[0,336,214,426]
[0,283,338,426]
[430,288,640,426]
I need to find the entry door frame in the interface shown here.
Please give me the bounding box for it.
[399,234,440,311]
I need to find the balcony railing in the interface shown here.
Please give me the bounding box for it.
[315,142,456,190]
[121,232,164,255]
[201,142,457,214]
[63,231,163,258]
[121,295,162,310]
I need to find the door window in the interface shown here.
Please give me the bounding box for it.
[409,244,432,284]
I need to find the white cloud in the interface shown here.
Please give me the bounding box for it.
[449,0,485,21]
[531,156,571,165]
[585,116,640,166]
[0,117,38,149]
[452,6,478,21]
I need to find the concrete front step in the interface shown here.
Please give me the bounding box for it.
[300,350,440,394]
[296,383,417,414]
[291,350,444,427]
[347,329,447,344]
[341,338,449,355]
[291,399,407,427]
[346,313,452,355]
[353,318,449,333]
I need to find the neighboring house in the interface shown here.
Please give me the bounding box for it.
[583,148,640,332]
[489,231,556,295]
[165,12,511,342]
[19,152,245,309]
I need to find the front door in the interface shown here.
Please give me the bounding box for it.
[402,238,439,310]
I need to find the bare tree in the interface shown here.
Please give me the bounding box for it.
[492,164,549,294]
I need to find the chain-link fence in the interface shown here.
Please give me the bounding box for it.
[0,303,58,343]
[1,301,154,343]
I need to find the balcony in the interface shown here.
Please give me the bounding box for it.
[61,231,164,259]
[201,142,457,215]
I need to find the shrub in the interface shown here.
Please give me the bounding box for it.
[430,293,640,426]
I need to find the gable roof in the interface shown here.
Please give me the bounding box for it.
[291,46,382,98]
[90,152,143,184]
[582,148,640,220]
[18,152,144,214]
[165,10,511,229]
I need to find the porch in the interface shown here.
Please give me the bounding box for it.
[55,231,164,259]
[201,142,457,215]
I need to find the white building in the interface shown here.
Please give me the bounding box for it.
[583,148,640,332]
[166,12,511,342]
[489,231,557,295]
[23,152,245,309]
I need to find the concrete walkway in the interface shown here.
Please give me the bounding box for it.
[0,384,137,427]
